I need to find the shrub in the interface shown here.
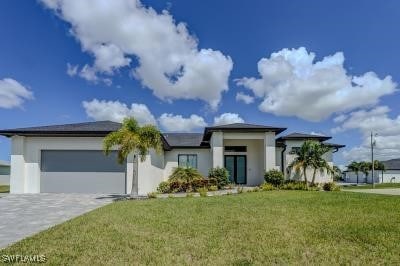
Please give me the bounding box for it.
[208,185,218,191]
[281,181,308,191]
[147,192,157,198]
[264,169,284,187]
[157,181,171,193]
[186,192,194,198]
[197,187,208,197]
[323,182,340,191]
[209,167,230,189]
[260,183,275,191]
[169,167,203,182]
[237,186,244,194]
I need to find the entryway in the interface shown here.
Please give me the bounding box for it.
[224,155,246,184]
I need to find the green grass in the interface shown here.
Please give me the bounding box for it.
[343,183,400,189]
[2,191,400,265]
[0,185,9,193]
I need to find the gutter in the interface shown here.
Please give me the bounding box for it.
[281,144,287,173]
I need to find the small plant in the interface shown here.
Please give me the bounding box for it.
[323,182,340,191]
[237,186,244,194]
[250,187,260,192]
[264,169,284,187]
[186,192,194,198]
[209,167,230,189]
[260,183,275,191]
[208,185,218,191]
[281,181,308,191]
[169,167,203,182]
[147,192,158,198]
[157,181,170,193]
[168,193,174,198]
[197,187,208,197]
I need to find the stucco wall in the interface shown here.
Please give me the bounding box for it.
[164,149,211,178]
[345,170,400,183]
[0,175,9,185]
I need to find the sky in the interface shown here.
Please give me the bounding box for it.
[0,0,400,167]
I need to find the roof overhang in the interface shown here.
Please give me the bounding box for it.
[202,127,287,141]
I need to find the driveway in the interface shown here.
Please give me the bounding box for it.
[345,188,400,196]
[0,193,118,249]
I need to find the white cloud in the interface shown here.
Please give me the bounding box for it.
[82,99,156,125]
[66,63,78,76]
[0,78,34,109]
[236,92,254,104]
[158,113,207,132]
[41,0,233,109]
[214,113,244,125]
[333,106,400,161]
[236,47,397,121]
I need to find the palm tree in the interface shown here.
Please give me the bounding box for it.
[360,161,372,183]
[347,161,361,184]
[103,117,162,197]
[310,143,333,185]
[332,165,342,181]
[288,140,321,187]
[374,160,386,183]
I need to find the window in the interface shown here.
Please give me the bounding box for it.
[178,154,198,168]
[224,146,247,152]
[289,147,300,154]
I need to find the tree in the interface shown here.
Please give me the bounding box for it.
[309,142,333,185]
[347,161,361,184]
[360,161,372,183]
[374,160,386,183]
[288,140,314,187]
[103,117,162,197]
[332,165,342,181]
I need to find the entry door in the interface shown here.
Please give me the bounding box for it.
[224,155,246,184]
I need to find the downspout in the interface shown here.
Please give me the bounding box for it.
[281,144,287,173]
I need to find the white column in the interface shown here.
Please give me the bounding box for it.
[10,136,25,194]
[211,131,224,168]
[264,132,276,172]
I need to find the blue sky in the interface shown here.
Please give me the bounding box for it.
[1,0,400,166]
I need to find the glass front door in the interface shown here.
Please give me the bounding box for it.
[224,155,247,184]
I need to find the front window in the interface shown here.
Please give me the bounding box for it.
[178,154,198,168]
[289,147,300,154]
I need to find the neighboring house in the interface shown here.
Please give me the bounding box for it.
[0,160,10,185]
[344,158,400,183]
[0,121,344,195]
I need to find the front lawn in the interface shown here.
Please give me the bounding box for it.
[343,183,400,189]
[2,191,400,264]
[0,185,9,193]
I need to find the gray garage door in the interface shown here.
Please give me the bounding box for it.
[40,150,126,193]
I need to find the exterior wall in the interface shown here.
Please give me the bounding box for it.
[0,175,10,185]
[164,149,211,179]
[284,139,334,183]
[137,150,164,195]
[345,170,400,183]
[211,132,224,168]
[223,138,264,186]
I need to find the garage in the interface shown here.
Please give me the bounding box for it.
[40,150,126,193]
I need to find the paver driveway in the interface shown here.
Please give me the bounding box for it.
[0,193,118,249]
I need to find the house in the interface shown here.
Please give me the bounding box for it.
[0,121,344,195]
[344,158,400,184]
[0,160,10,185]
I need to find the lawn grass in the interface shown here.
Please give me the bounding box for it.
[0,185,9,193]
[1,191,400,265]
[343,183,400,189]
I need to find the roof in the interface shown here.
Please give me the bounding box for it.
[0,121,122,137]
[203,123,286,141]
[276,132,331,142]
[0,160,10,166]
[162,133,209,148]
[324,142,346,148]
[381,158,400,170]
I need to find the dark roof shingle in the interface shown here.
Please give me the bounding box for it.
[277,132,331,141]
[162,133,208,148]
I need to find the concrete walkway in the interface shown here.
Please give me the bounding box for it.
[345,188,400,196]
[0,194,118,249]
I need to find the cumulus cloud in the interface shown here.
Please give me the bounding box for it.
[41,0,233,109]
[236,47,397,121]
[235,92,254,104]
[82,99,156,125]
[214,113,244,125]
[158,113,207,132]
[333,106,400,161]
[0,78,34,109]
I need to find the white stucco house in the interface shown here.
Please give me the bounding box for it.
[0,121,344,195]
[344,158,400,184]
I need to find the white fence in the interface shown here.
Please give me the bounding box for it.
[344,170,400,183]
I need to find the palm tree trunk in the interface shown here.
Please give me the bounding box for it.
[356,172,359,184]
[131,155,138,197]
[311,168,317,186]
[303,167,308,187]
